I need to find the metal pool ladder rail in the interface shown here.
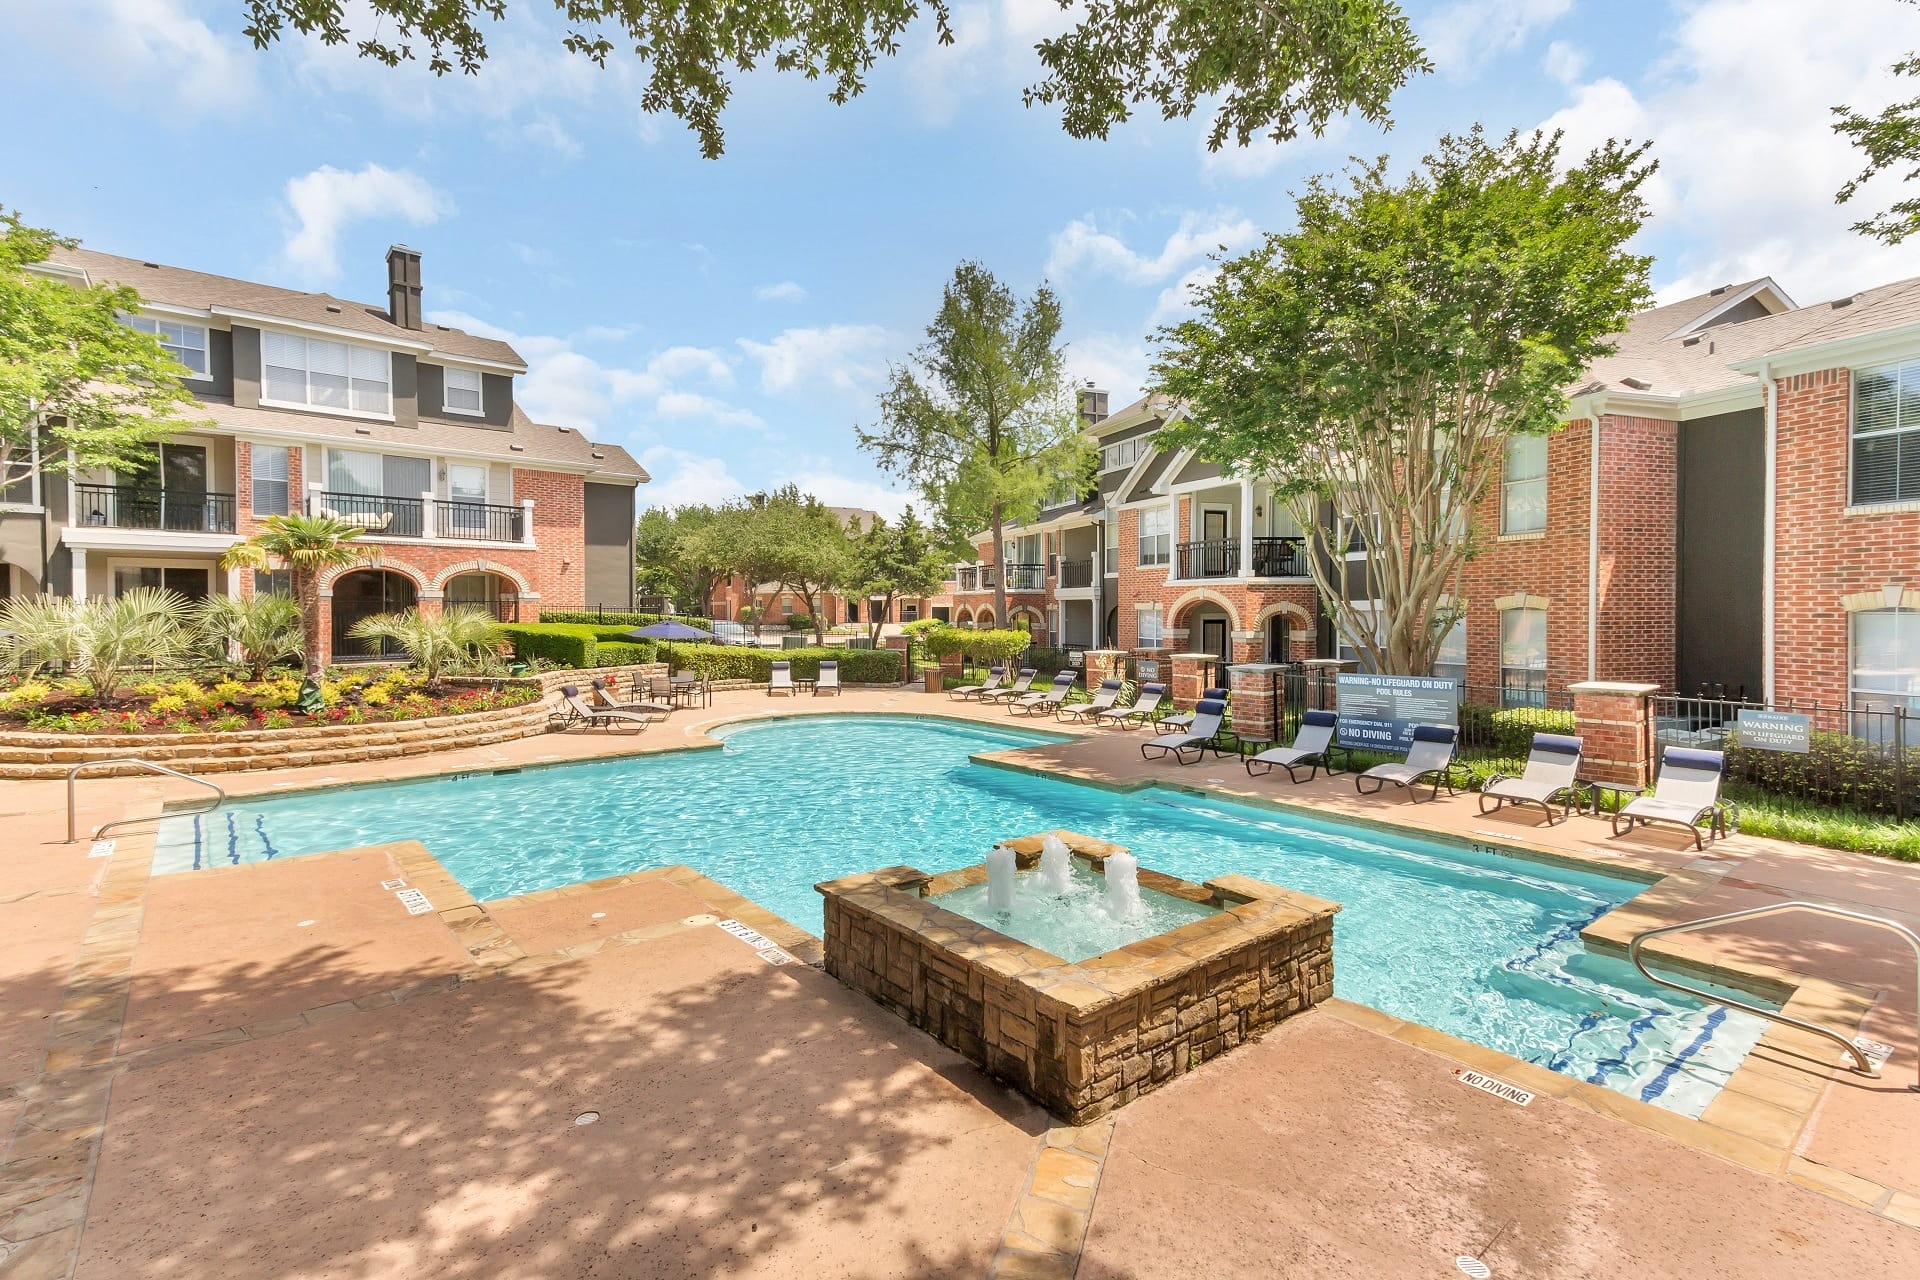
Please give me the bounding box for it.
[67,758,226,843]
[1630,902,1919,1086]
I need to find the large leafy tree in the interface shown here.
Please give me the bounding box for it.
[0,207,208,495]
[694,487,854,642]
[238,0,1427,159]
[860,261,1092,625]
[1834,0,1920,244]
[1153,127,1655,676]
[634,502,729,610]
[222,514,376,678]
[844,507,949,645]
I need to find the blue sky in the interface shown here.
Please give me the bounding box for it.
[4,0,1917,514]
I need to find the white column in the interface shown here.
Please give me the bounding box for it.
[306,481,324,516]
[1238,478,1255,578]
[421,490,436,540]
[520,499,536,546]
[70,547,88,600]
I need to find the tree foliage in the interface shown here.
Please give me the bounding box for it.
[221,514,375,677]
[634,502,729,609]
[860,261,1092,625]
[237,0,1427,159]
[0,207,208,493]
[1834,0,1920,244]
[1153,127,1655,675]
[843,507,949,644]
[347,606,505,688]
[0,588,191,703]
[192,592,305,681]
[690,486,854,641]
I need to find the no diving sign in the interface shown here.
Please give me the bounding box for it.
[1455,1068,1534,1107]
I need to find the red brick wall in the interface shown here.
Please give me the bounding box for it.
[1595,415,1677,689]
[234,438,305,538]
[519,467,585,608]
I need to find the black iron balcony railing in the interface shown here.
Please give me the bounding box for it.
[311,490,424,537]
[1057,558,1095,589]
[1176,538,1239,579]
[439,499,525,544]
[955,567,979,592]
[1002,562,1045,591]
[74,484,236,534]
[1250,536,1308,577]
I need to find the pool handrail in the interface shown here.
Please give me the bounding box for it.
[68,758,226,843]
[1628,901,1919,1084]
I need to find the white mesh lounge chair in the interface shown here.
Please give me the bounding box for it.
[1612,747,1733,849]
[1140,698,1227,764]
[1245,710,1342,783]
[1057,679,1124,723]
[552,685,651,734]
[768,661,796,696]
[1155,688,1229,735]
[984,669,1040,701]
[1094,682,1165,728]
[589,677,672,717]
[950,666,1006,701]
[1009,671,1077,717]
[1478,732,1584,823]
[814,660,841,695]
[1355,724,1458,801]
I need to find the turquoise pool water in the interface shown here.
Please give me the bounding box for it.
[937,860,1225,962]
[154,714,1768,1116]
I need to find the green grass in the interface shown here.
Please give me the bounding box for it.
[1722,783,1920,861]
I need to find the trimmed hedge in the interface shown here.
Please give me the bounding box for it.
[657,642,902,683]
[499,624,657,669]
[1458,702,1577,758]
[537,610,711,630]
[1727,728,1920,817]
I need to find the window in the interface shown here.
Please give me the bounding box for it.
[125,315,208,377]
[1101,433,1152,472]
[263,332,391,415]
[446,463,489,536]
[1336,604,1381,674]
[1850,608,1920,740]
[1338,511,1377,557]
[1852,359,1920,506]
[782,595,795,616]
[253,569,292,597]
[1432,617,1467,685]
[326,449,428,498]
[1502,436,1548,533]
[1138,506,1171,566]
[902,603,919,621]
[1138,606,1164,648]
[251,444,289,517]
[442,366,484,416]
[1499,607,1549,707]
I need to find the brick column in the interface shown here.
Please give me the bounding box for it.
[1228,664,1286,744]
[1083,649,1126,686]
[1569,681,1660,786]
[1169,652,1216,710]
[939,650,966,681]
[1300,658,1353,712]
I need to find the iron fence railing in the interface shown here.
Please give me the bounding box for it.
[1651,692,1917,818]
[1003,562,1046,591]
[73,484,236,533]
[1176,538,1238,579]
[311,490,424,537]
[439,499,524,543]
[1250,536,1308,577]
[1057,558,1096,589]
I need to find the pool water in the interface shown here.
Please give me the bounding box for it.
[154,714,1770,1116]
[936,861,1224,963]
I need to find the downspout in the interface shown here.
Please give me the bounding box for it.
[1587,406,1602,681]
[1761,360,1777,703]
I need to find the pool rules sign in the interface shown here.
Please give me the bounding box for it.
[1336,674,1459,752]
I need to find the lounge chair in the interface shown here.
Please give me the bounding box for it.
[589,677,672,717]
[1478,733,1584,823]
[1094,682,1165,729]
[814,660,841,696]
[1245,710,1342,783]
[1009,671,1077,717]
[1057,679,1123,724]
[950,666,1006,701]
[768,661,796,696]
[1140,698,1227,764]
[1612,748,1735,850]
[984,669,1040,701]
[1155,688,1229,735]
[1355,725,1458,801]
[551,685,651,734]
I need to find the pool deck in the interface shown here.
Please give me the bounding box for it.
[3,684,1919,1277]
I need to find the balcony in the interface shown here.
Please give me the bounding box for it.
[1003,562,1045,592]
[74,484,236,534]
[309,491,527,544]
[1057,558,1096,589]
[1250,536,1308,577]
[1175,536,1308,580]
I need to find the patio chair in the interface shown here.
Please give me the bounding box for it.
[551,686,651,734]
[814,660,841,696]
[1057,679,1123,724]
[950,666,1006,701]
[1478,733,1584,824]
[1155,688,1229,735]
[1355,725,1458,801]
[1140,698,1228,764]
[1245,710,1342,783]
[1612,748,1735,850]
[589,677,672,717]
[1093,682,1165,729]
[984,669,1041,701]
[1009,671,1077,717]
[768,661,796,697]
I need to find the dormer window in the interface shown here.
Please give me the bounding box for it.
[125,315,208,377]
[443,366,484,416]
[263,332,391,416]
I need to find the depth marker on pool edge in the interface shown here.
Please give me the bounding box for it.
[1454,1068,1534,1107]
[715,918,792,965]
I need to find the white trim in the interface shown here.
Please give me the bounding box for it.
[1661,278,1795,340]
[1845,500,1920,516]
[260,331,396,420]
[1151,448,1195,495]
[1166,473,1237,498]
[259,396,395,424]
[1729,321,1920,381]
[439,365,487,418]
[136,301,217,323]
[60,526,242,554]
[213,306,434,353]
[1762,360,1777,702]
[426,352,526,376]
[24,260,90,285]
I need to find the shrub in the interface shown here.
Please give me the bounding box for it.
[537,610,710,631]
[592,641,656,667]
[657,642,902,683]
[1458,702,1577,758]
[787,613,816,631]
[1727,728,1920,817]
[498,623,598,668]
[1019,646,1075,675]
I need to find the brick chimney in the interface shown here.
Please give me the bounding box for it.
[1077,383,1108,428]
[385,244,422,330]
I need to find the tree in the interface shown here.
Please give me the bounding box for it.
[347,607,504,689]
[238,0,1428,160]
[192,592,304,681]
[860,262,1093,626]
[1152,127,1654,676]
[725,487,855,643]
[1834,1,1920,244]
[221,514,376,678]
[844,507,950,645]
[0,207,209,495]
[634,503,729,610]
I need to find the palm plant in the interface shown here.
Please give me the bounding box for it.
[0,589,188,702]
[346,606,503,689]
[0,593,86,678]
[192,592,304,681]
[221,514,373,678]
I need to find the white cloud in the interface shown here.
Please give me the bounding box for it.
[739,325,894,395]
[655,392,765,430]
[1424,0,1575,75]
[281,164,450,281]
[1064,333,1151,410]
[502,117,584,159]
[3,0,259,111]
[638,448,749,509]
[1533,0,1920,302]
[787,469,917,521]
[1198,115,1356,181]
[1045,211,1259,284]
[649,346,734,385]
[1148,263,1220,328]
[1541,39,1588,87]
[897,0,1078,125]
[755,281,809,303]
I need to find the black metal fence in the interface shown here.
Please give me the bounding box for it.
[74,483,236,533]
[1651,693,1917,818]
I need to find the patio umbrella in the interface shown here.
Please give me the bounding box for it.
[623,620,714,642]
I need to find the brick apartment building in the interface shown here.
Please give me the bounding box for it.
[703,506,940,628]
[946,274,1920,720]
[1,244,646,664]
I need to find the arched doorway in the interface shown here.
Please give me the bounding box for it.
[1265,613,1291,663]
[332,570,418,660]
[445,571,519,622]
[1104,607,1118,648]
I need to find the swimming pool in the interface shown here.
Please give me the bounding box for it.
[154,713,1768,1116]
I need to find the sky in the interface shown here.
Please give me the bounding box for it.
[3,0,1918,516]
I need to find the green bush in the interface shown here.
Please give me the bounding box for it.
[593,641,657,667]
[787,613,816,631]
[1727,728,1920,817]
[1458,702,1577,758]
[658,642,902,683]
[537,610,710,630]
[1020,646,1075,675]
[498,623,597,668]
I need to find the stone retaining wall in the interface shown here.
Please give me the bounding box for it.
[817,831,1338,1123]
